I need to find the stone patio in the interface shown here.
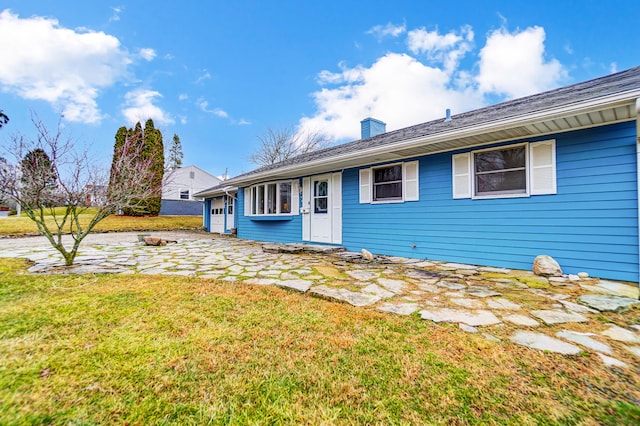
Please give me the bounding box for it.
[0,231,638,368]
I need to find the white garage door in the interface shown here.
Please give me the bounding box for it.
[210,198,224,233]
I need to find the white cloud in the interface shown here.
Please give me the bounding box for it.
[178,93,189,101]
[0,10,132,123]
[610,62,618,74]
[300,24,566,142]
[367,22,406,40]
[299,53,483,141]
[476,26,567,98]
[109,6,122,22]
[195,70,211,84]
[197,98,229,118]
[122,89,174,126]
[139,48,156,61]
[407,26,474,73]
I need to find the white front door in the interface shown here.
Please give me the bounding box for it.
[310,176,332,243]
[226,194,235,230]
[210,198,224,233]
[303,173,342,244]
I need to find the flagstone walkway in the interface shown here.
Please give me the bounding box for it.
[1,231,639,368]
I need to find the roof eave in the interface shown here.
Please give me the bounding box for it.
[224,90,640,187]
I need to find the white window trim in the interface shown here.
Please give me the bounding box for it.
[452,140,556,200]
[179,189,190,200]
[360,160,419,204]
[246,179,296,216]
[472,142,529,200]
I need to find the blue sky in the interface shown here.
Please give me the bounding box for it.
[1,0,638,178]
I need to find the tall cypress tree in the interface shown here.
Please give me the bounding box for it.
[108,120,164,216]
[142,119,164,215]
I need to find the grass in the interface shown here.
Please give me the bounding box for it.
[0,208,203,236]
[1,258,639,424]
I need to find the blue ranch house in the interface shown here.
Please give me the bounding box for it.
[196,66,640,283]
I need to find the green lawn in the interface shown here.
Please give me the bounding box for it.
[1,258,638,425]
[0,210,203,236]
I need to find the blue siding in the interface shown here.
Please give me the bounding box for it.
[203,199,211,230]
[237,187,303,243]
[341,122,638,282]
[160,199,203,216]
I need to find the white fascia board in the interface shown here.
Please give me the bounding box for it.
[225,92,640,187]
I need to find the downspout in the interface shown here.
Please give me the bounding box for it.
[224,187,238,235]
[636,98,640,289]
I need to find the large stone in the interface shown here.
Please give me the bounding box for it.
[601,325,640,344]
[532,255,563,277]
[360,284,394,299]
[361,248,374,261]
[275,279,313,293]
[556,330,612,354]
[596,353,628,368]
[595,280,640,299]
[502,314,539,327]
[509,331,581,355]
[143,237,163,246]
[465,286,501,298]
[530,310,588,325]
[487,298,521,310]
[577,294,640,313]
[377,302,420,316]
[345,270,379,281]
[310,285,381,307]
[377,278,406,293]
[419,308,501,326]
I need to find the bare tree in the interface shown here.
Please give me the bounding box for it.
[249,127,333,166]
[0,116,161,266]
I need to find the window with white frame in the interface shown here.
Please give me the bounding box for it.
[246,180,295,215]
[359,161,419,204]
[180,189,190,200]
[452,140,556,199]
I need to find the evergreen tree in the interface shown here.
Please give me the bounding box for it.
[167,133,184,170]
[20,148,58,207]
[142,119,164,215]
[108,120,164,216]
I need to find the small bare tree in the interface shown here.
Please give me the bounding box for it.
[249,127,333,166]
[0,116,161,266]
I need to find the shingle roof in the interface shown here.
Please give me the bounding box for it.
[201,65,640,194]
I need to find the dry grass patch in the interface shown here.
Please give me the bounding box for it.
[0,258,639,424]
[0,211,203,236]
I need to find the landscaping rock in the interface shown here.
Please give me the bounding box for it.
[601,325,640,344]
[530,310,588,325]
[275,279,313,293]
[596,353,628,368]
[532,255,563,277]
[556,330,612,354]
[144,237,163,246]
[509,331,581,355]
[311,285,381,307]
[577,294,640,313]
[419,308,501,326]
[361,248,374,261]
[502,314,539,327]
[377,302,420,316]
[487,298,521,310]
[465,286,501,298]
[459,324,478,333]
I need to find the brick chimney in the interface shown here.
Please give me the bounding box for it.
[360,117,386,139]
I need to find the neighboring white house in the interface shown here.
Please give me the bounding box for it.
[161,165,221,215]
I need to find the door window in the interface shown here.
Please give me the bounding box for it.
[314,180,328,214]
